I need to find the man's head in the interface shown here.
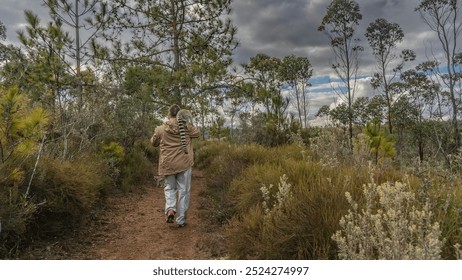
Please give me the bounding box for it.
[169,104,181,117]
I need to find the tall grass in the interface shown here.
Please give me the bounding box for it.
[197,140,462,259]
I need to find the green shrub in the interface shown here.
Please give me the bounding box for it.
[416,164,462,259]
[32,156,110,220]
[134,139,158,163]
[101,141,125,161]
[120,147,153,192]
[194,141,230,170]
[100,141,125,187]
[227,159,368,259]
[0,86,48,257]
[0,183,38,258]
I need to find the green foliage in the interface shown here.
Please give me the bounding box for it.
[363,121,396,164]
[102,0,237,106]
[101,141,125,161]
[0,86,48,256]
[0,86,48,160]
[194,141,229,170]
[412,161,462,259]
[100,141,126,187]
[0,20,5,41]
[365,17,414,134]
[209,117,230,140]
[279,55,313,128]
[318,0,363,148]
[0,175,38,255]
[199,139,462,260]
[119,146,153,192]
[32,156,110,219]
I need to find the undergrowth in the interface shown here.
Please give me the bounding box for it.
[197,140,462,260]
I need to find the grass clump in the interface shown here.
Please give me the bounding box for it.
[31,156,110,225]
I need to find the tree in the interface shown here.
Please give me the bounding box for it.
[0,20,20,77]
[279,54,313,128]
[17,10,73,111]
[416,0,462,151]
[319,0,363,148]
[223,82,253,139]
[242,53,283,118]
[351,96,383,126]
[363,121,396,164]
[398,69,440,161]
[365,18,415,134]
[42,0,113,109]
[241,53,295,146]
[0,20,5,41]
[16,9,113,159]
[0,87,48,240]
[101,0,237,106]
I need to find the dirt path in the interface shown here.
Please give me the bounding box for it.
[87,169,212,260]
[20,169,222,260]
[87,169,210,260]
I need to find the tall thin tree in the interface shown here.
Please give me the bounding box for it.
[416,0,462,151]
[280,55,313,128]
[43,0,112,109]
[365,18,415,134]
[318,0,363,148]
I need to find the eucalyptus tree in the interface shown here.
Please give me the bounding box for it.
[279,54,313,128]
[416,0,462,151]
[318,0,363,148]
[318,95,385,128]
[242,53,283,118]
[100,0,237,107]
[222,81,253,139]
[397,69,440,161]
[365,18,415,134]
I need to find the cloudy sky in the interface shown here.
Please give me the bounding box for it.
[0,0,445,120]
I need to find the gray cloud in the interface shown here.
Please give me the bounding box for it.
[1,0,434,73]
[0,0,450,115]
[230,0,431,75]
[1,0,47,44]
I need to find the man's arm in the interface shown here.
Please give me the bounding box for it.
[187,124,201,139]
[150,127,162,147]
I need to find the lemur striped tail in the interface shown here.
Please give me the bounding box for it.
[178,119,188,154]
[176,109,193,154]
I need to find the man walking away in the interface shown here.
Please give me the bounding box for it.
[150,104,200,227]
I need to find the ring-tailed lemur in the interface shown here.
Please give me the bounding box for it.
[176,109,193,154]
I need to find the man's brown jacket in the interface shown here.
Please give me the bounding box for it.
[150,117,200,176]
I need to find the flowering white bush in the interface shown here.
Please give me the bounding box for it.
[260,174,292,216]
[332,180,444,259]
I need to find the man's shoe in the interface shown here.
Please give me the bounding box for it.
[177,223,186,228]
[166,210,175,223]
